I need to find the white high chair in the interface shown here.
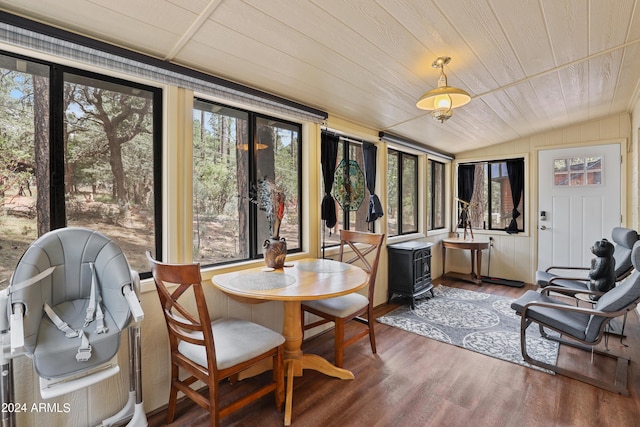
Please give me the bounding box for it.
[0,227,146,427]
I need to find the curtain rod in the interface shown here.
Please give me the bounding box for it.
[378,131,454,160]
[457,157,523,166]
[322,129,372,146]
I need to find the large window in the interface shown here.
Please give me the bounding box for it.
[387,149,418,237]
[322,137,370,247]
[427,159,445,230]
[0,52,162,283]
[457,159,524,232]
[192,99,302,266]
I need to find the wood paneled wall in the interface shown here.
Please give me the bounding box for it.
[12,112,634,425]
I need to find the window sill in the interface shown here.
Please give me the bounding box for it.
[140,251,314,293]
[453,228,529,238]
[386,232,425,245]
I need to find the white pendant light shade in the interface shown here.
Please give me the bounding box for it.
[416,86,471,110]
[416,57,470,122]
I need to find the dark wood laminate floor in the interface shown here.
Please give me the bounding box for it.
[147,279,640,426]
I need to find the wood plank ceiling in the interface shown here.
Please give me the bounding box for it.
[1,0,639,154]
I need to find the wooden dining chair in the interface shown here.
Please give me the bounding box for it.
[301,230,384,368]
[146,252,285,427]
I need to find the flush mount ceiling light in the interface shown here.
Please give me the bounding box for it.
[416,56,471,123]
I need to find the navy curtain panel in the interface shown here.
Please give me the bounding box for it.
[457,164,475,227]
[505,158,524,234]
[321,132,339,228]
[362,142,383,226]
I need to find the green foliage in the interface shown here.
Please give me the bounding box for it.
[64,83,154,204]
[194,161,235,215]
[274,129,298,206]
[0,70,36,195]
[1,66,155,220]
[387,151,398,215]
[193,113,238,217]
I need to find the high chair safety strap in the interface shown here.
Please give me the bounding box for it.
[43,303,79,338]
[84,263,108,334]
[8,266,56,295]
[43,303,93,362]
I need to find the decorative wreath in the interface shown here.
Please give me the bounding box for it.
[333,159,365,212]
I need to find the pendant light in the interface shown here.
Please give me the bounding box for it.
[416,56,471,123]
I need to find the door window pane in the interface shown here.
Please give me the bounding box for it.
[554,156,602,187]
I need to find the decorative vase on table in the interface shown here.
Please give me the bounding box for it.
[264,236,287,269]
[259,180,287,269]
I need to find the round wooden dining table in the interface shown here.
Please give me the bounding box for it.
[211,257,368,426]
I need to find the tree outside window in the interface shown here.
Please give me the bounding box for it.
[428,159,445,230]
[192,99,301,266]
[457,159,524,232]
[387,148,418,237]
[0,53,161,282]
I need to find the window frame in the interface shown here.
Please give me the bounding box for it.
[319,133,375,252]
[192,98,303,267]
[387,148,419,237]
[335,138,368,233]
[457,157,525,233]
[427,159,446,231]
[0,49,163,279]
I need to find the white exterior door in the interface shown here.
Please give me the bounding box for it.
[537,144,621,271]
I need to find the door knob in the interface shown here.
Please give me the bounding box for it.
[540,225,547,230]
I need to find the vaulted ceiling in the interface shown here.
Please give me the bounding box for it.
[1,0,639,153]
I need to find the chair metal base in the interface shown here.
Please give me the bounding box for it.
[605,314,629,347]
[102,391,147,427]
[103,326,147,427]
[0,361,14,427]
[522,323,630,396]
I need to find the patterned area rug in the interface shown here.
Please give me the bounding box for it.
[377,285,559,372]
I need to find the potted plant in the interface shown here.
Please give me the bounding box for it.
[253,178,287,268]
